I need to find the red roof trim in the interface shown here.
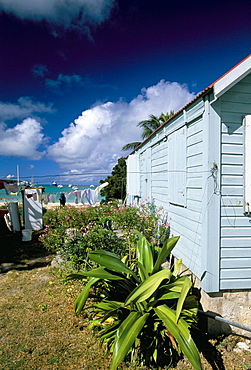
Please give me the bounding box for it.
[208,53,251,88]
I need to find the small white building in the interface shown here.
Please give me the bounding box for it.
[126,55,251,333]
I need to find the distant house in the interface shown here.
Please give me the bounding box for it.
[126,55,251,332]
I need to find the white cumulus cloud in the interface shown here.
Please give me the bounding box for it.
[0,97,53,160]
[0,0,115,28]
[0,117,46,160]
[47,80,195,176]
[0,97,55,122]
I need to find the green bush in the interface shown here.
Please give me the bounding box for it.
[61,225,127,269]
[39,201,170,269]
[69,232,201,370]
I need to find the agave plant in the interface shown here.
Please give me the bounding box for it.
[69,232,202,370]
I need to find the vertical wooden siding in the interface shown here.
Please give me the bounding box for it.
[151,141,169,208]
[220,75,251,290]
[140,148,152,201]
[135,103,205,280]
[169,117,204,278]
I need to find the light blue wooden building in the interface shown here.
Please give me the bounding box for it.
[127,55,251,295]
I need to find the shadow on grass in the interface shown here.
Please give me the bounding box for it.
[192,329,226,370]
[0,218,53,272]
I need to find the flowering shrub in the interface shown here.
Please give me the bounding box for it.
[61,226,127,269]
[39,201,170,269]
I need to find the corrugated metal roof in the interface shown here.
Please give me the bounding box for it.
[128,54,251,155]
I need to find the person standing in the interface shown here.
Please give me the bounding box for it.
[59,193,66,207]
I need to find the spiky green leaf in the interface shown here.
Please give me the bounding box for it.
[173,258,183,276]
[152,236,180,274]
[74,277,99,314]
[80,267,125,280]
[89,250,137,279]
[162,276,188,292]
[137,261,149,282]
[157,291,181,300]
[94,301,122,311]
[111,311,149,370]
[100,326,118,341]
[176,276,192,323]
[135,231,153,274]
[125,268,171,305]
[154,305,202,370]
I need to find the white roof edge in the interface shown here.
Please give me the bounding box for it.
[214,55,251,98]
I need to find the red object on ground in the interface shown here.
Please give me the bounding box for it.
[0,209,8,218]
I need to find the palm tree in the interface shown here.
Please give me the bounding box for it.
[121,141,142,151]
[137,111,174,139]
[122,111,174,151]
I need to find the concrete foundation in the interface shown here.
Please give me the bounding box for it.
[170,257,251,337]
[200,289,251,337]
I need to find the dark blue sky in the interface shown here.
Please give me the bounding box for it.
[0,0,251,184]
